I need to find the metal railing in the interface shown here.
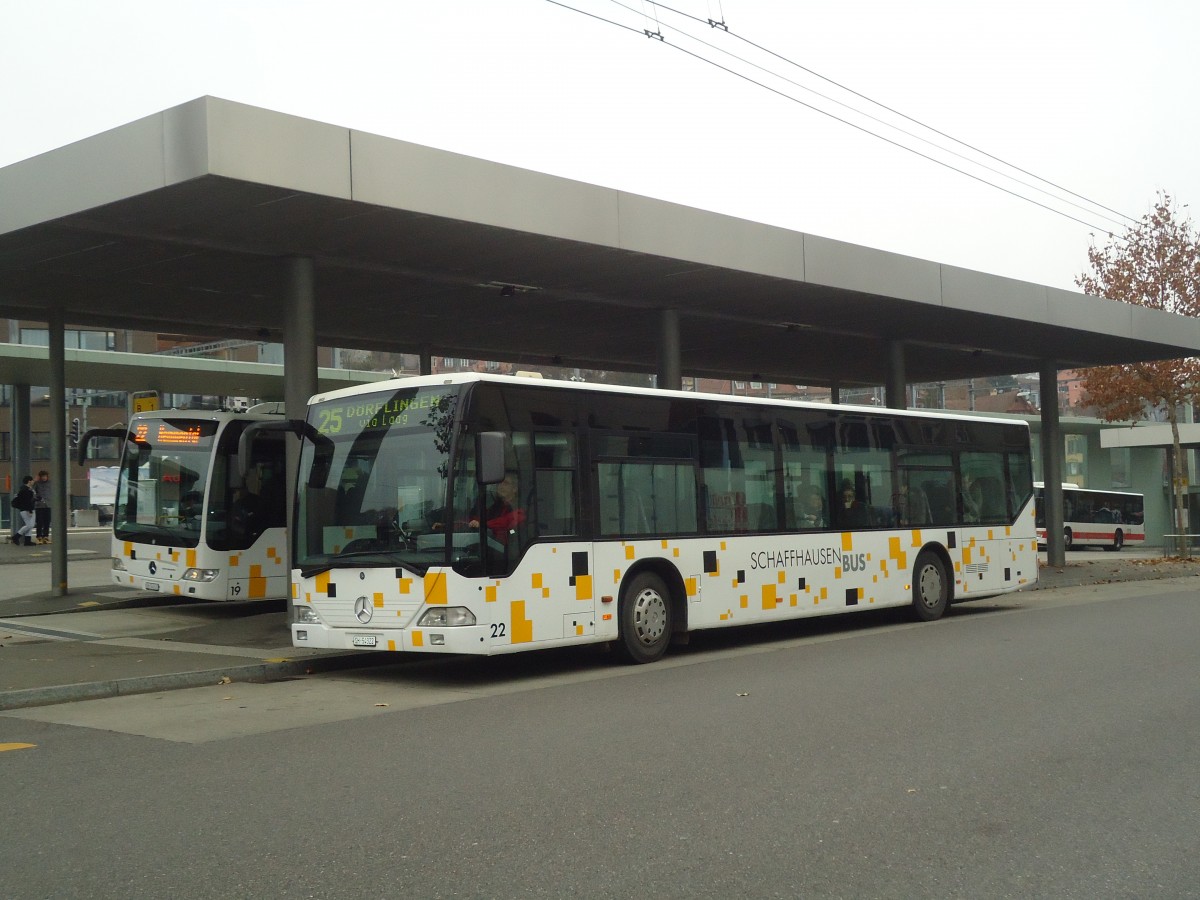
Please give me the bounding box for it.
[1161,534,1200,557]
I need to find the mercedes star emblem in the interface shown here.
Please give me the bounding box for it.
[353,595,373,624]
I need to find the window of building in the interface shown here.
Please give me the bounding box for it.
[20,328,115,351]
[1110,448,1132,489]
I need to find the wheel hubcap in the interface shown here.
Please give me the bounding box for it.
[632,588,667,645]
[918,564,942,609]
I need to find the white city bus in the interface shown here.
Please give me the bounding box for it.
[1034,482,1145,551]
[80,406,289,600]
[289,374,1038,663]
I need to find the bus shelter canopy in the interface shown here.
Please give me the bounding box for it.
[0,343,387,397]
[2,96,1199,388]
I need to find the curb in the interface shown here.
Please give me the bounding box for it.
[0,590,241,618]
[0,651,390,712]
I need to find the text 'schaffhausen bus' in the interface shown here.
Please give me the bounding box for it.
[291,374,1038,663]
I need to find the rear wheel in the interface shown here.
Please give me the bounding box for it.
[1063,528,1073,550]
[911,551,949,622]
[1105,529,1124,552]
[617,571,672,664]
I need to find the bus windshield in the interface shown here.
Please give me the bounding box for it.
[114,418,219,548]
[296,384,462,576]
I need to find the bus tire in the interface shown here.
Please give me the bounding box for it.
[1106,529,1124,552]
[1063,528,1073,550]
[911,551,949,622]
[616,571,672,664]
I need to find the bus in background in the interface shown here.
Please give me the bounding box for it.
[1034,482,1144,551]
[79,405,289,600]
[287,374,1037,663]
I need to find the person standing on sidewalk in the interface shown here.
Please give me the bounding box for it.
[32,469,51,545]
[13,475,36,546]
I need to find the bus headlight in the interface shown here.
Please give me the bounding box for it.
[182,568,220,583]
[295,605,322,624]
[417,607,477,627]
[112,557,127,572]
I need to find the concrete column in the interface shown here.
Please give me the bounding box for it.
[11,384,30,539]
[283,256,317,421]
[1040,360,1065,567]
[885,340,906,409]
[48,309,68,595]
[283,257,317,554]
[658,309,682,392]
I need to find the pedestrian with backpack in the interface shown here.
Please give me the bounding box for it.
[12,475,36,546]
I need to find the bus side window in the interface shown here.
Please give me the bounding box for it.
[921,475,955,526]
[597,459,695,537]
[533,432,576,537]
[535,469,575,536]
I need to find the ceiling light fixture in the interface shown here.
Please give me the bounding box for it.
[475,280,543,295]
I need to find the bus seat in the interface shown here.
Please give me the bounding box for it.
[976,476,1007,521]
[747,503,777,532]
[921,481,953,525]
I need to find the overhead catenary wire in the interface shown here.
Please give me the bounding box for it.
[639,0,1137,228]
[604,0,1129,232]
[545,0,1130,237]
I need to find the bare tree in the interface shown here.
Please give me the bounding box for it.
[1077,193,1200,553]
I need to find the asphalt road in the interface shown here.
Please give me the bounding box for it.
[3,575,1198,899]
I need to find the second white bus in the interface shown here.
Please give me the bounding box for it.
[81,406,290,600]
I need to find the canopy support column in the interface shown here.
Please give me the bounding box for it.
[1040,360,1065,567]
[11,384,30,541]
[48,309,68,596]
[658,309,681,392]
[283,256,317,565]
[885,340,907,410]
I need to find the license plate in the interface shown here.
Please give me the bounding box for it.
[351,635,377,647]
[145,582,161,592]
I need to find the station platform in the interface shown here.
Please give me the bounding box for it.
[0,531,373,711]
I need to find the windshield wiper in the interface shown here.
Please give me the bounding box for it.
[116,522,188,542]
[300,549,413,579]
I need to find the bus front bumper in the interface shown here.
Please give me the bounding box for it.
[291,623,489,655]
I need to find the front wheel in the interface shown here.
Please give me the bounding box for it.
[911,551,949,622]
[616,571,673,664]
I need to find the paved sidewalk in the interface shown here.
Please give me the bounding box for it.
[3,537,1199,712]
[0,531,370,711]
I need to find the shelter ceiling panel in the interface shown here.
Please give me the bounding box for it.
[803,234,942,305]
[349,129,622,248]
[613,192,807,283]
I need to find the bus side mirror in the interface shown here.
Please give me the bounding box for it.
[476,432,506,485]
[123,439,152,468]
[76,427,127,466]
[237,420,306,478]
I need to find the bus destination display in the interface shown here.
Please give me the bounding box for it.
[132,421,217,447]
[314,389,455,436]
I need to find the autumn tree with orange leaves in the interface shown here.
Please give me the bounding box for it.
[1077,194,1200,549]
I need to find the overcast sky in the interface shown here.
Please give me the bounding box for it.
[2,0,1196,293]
